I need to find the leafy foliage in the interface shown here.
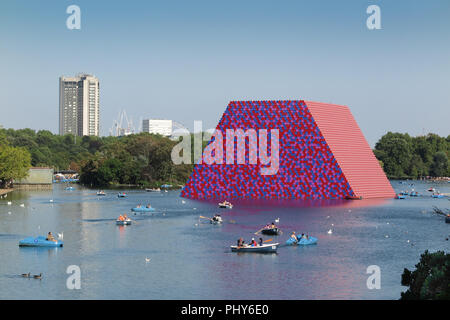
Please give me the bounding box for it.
[374,132,450,178]
[401,250,450,300]
[0,131,31,187]
[0,128,193,187]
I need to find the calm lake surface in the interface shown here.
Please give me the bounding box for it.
[0,180,449,300]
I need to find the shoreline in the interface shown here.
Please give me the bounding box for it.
[0,189,14,196]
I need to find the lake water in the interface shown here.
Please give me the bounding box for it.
[0,180,449,300]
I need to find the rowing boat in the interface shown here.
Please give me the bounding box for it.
[230,243,279,253]
[116,219,132,225]
[218,202,233,209]
[261,228,280,236]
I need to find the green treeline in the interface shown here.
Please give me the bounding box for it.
[0,128,193,187]
[374,132,450,179]
[1,128,449,186]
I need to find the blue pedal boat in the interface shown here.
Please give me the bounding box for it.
[131,207,155,212]
[19,236,63,247]
[286,236,318,246]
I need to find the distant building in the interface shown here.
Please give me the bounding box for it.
[59,74,100,136]
[14,167,54,190]
[142,119,173,136]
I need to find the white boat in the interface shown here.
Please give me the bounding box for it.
[97,191,106,196]
[218,202,233,209]
[146,188,161,192]
[230,243,279,253]
[210,217,223,225]
[116,218,132,226]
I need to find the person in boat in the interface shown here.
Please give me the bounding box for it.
[270,222,276,229]
[259,238,263,246]
[123,214,128,220]
[46,232,56,242]
[146,204,152,208]
[118,215,125,221]
[250,238,257,247]
[237,238,244,247]
[290,232,298,243]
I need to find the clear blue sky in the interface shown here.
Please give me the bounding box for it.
[0,0,449,146]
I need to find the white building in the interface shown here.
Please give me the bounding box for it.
[142,119,173,136]
[59,74,100,136]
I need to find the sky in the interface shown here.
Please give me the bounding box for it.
[0,0,449,146]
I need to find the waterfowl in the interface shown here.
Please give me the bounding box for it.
[33,273,42,279]
[21,273,30,278]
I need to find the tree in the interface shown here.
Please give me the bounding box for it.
[401,250,450,300]
[374,132,412,178]
[430,151,449,177]
[0,144,31,188]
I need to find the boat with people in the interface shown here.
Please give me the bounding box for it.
[286,233,318,246]
[395,194,406,199]
[210,214,223,225]
[428,187,436,192]
[218,200,233,209]
[261,227,281,235]
[118,193,128,198]
[97,190,106,196]
[19,236,63,247]
[131,205,155,212]
[409,191,419,197]
[146,188,161,192]
[230,243,279,253]
[431,193,444,199]
[116,214,132,225]
[116,218,132,225]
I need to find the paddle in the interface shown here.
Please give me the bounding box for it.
[254,227,266,235]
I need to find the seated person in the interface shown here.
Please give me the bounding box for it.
[259,238,264,246]
[250,238,257,246]
[237,238,245,247]
[46,232,56,242]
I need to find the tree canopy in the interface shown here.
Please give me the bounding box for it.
[374,132,450,179]
[401,250,450,300]
[0,131,31,187]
